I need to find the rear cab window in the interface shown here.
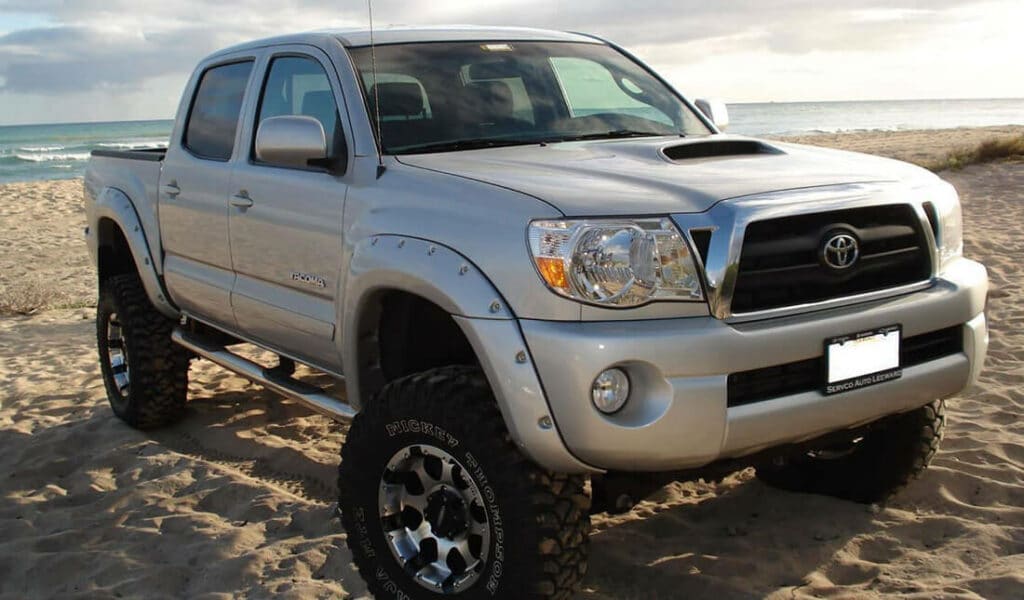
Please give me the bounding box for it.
[459,65,535,124]
[360,73,432,121]
[183,61,254,161]
[549,57,672,125]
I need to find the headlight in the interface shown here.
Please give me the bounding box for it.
[528,218,704,307]
[930,182,964,269]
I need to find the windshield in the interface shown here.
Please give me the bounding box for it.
[347,41,712,154]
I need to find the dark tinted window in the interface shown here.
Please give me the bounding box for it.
[347,42,711,154]
[184,61,253,160]
[256,56,343,162]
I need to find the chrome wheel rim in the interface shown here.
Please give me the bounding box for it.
[379,444,490,594]
[106,312,130,398]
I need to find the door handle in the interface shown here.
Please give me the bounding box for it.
[230,191,254,208]
[161,182,181,197]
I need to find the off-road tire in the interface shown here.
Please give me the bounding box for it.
[756,400,946,503]
[97,272,189,429]
[338,366,590,599]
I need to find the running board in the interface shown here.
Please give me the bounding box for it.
[171,327,356,422]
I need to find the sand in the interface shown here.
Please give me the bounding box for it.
[1,129,1021,599]
[0,180,95,315]
[774,125,1024,169]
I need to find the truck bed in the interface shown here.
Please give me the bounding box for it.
[84,147,166,267]
[90,148,166,162]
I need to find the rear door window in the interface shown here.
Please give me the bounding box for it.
[183,61,254,161]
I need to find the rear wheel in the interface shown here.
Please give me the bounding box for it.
[338,366,590,599]
[97,273,189,429]
[756,400,946,503]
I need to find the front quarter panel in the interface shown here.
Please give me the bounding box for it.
[341,233,596,473]
[341,157,578,321]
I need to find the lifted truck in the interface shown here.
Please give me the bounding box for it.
[84,26,988,599]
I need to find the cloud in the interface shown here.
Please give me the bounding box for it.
[0,0,1019,122]
[0,25,217,92]
[0,0,990,94]
[0,1,349,93]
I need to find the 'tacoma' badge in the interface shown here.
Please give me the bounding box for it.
[291,272,327,288]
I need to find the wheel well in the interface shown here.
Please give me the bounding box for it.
[358,290,478,401]
[96,218,136,284]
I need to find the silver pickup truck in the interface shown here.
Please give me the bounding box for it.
[84,26,988,600]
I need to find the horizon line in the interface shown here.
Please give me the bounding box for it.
[1,96,1023,128]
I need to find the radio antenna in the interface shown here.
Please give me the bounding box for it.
[367,0,385,178]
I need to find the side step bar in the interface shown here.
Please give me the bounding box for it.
[171,327,356,422]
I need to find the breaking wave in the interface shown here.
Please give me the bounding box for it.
[95,140,169,150]
[18,145,66,152]
[13,152,92,163]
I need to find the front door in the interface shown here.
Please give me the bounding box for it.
[160,58,256,329]
[227,49,349,370]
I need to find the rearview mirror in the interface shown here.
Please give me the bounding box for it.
[468,60,520,80]
[695,98,730,131]
[255,115,328,169]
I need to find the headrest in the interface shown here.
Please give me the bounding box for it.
[369,82,425,118]
[466,81,514,118]
[300,90,338,127]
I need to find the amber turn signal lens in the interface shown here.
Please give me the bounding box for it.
[535,257,568,291]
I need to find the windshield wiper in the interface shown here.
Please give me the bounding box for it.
[391,130,679,154]
[550,130,676,142]
[391,138,544,155]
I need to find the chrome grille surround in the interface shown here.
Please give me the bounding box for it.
[673,182,940,322]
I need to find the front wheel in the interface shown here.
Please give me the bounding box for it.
[338,366,590,599]
[756,400,946,503]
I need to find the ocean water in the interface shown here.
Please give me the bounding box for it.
[1,98,1022,183]
[726,98,1024,137]
[0,120,172,184]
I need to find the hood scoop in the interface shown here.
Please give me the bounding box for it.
[662,139,783,162]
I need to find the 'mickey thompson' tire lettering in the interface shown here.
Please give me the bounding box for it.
[466,450,505,594]
[386,418,460,448]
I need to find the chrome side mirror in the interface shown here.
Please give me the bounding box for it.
[255,115,328,169]
[695,98,730,131]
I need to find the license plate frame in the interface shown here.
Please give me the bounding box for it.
[823,324,902,395]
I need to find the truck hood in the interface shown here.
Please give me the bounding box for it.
[396,135,937,216]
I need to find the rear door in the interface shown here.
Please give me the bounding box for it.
[160,57,256,328]
[227,47,351,369]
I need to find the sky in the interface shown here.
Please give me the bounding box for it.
[0,0,1022,125]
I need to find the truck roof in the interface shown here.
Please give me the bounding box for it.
[208,26,602,58]
[334,25,600,47]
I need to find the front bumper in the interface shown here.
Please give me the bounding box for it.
[521,257,988,472]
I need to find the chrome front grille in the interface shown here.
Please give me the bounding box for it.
[673,183,939,320]
[730,204,933,313]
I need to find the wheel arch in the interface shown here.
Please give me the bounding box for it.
[90,187,178,318]
[342,235,514,409]
[341,235,596,473]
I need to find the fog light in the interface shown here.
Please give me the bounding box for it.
[592,368,630,414]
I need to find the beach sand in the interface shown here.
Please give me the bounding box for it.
[775,124,1024,169]
[1,128,1021,599]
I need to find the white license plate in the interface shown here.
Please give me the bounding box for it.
[824,325,902,395]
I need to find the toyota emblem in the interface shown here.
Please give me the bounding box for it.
[822,233,859,269]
